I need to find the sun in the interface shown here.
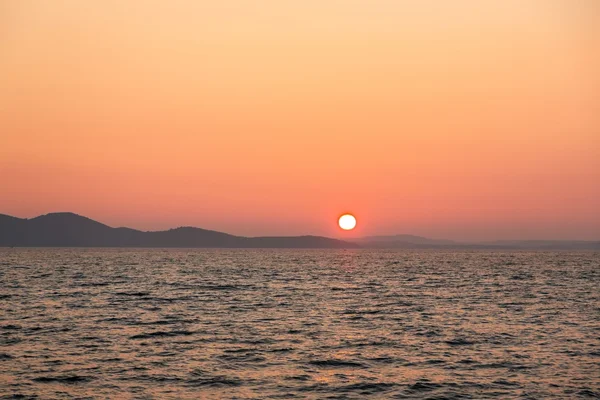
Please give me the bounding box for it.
[338,214,357,230]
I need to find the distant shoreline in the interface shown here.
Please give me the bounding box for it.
[1,246,599,252]
[1,212,598,250]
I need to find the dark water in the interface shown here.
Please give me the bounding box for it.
[1,249,599,399]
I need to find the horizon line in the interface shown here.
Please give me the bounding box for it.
[2,211,599,244]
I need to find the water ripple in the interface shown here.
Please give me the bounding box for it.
[0,248,598,398]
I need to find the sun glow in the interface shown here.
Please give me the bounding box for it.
[338,214,357,230]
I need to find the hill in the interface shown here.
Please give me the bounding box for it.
[0,213,357,248]
[1,213,598,250]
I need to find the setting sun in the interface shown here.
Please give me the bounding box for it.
[338,214,357,230]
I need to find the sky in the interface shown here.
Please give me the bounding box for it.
[1,0,599,240]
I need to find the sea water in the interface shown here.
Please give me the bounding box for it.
[1,249,598,399]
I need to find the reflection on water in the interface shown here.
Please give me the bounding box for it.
[0,249,599,398]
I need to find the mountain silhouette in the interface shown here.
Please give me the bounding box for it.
[1,212,598,249]
[0,213,357,248]
[354,235,600,250]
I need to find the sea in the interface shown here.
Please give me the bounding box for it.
[0,248,599,399]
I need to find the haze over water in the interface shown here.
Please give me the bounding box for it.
[1,248,598,399]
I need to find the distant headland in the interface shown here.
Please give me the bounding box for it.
[0,213,598,250]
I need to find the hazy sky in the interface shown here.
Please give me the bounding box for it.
[1,0,598,240]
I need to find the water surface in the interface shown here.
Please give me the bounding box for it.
[1,249,599,398]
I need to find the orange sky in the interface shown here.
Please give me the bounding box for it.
[1,0,599,240]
